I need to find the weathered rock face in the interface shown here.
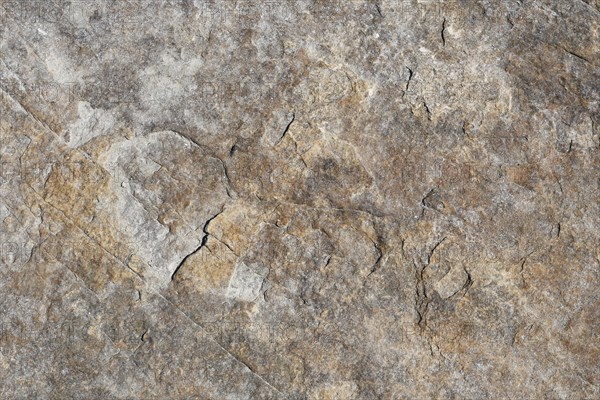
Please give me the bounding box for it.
[0,0,598,399]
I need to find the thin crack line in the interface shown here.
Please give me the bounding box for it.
[170,207,225,281]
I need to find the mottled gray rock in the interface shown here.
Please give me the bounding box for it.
[1,0,599,399]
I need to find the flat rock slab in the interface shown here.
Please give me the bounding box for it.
[0,1,599,399]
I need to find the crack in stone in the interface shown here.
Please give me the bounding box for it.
[170,207,225,281]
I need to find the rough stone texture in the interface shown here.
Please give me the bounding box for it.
[0,0,599,399]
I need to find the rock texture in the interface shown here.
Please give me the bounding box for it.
[1,0,599,399]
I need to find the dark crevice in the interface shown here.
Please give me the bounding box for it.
[170,208,225,281]
[441,18,447,46]
[367,242,384,277]
[423,102,432,121]
[275,112,296,145]
[405,66,414,93]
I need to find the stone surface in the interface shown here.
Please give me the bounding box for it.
[0,0,599,399]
